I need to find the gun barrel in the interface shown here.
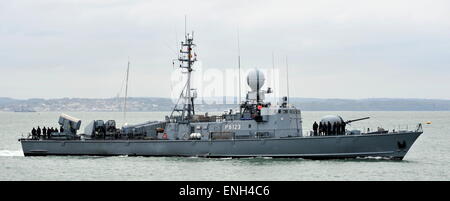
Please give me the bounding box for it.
[345,117,370,124]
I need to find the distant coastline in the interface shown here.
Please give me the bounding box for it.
[1,97,450,112]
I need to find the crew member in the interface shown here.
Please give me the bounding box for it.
[312,121,318,136]
[43,127,47,139]
[327,122,331,136]
[47,127,51,139]
[336,122,340,135]
[332,122,337,135]
[37,126,41,139]
[31,127,36,139]
[319,122,323,136]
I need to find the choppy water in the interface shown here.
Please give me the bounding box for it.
[0,111,449,180]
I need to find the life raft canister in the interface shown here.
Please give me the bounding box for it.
[162,133,168,139]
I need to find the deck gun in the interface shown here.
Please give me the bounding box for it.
[344,117,370,125]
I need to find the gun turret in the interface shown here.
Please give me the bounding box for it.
[345,117,370,125]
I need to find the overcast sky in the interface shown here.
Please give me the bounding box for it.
[1,0,449,100]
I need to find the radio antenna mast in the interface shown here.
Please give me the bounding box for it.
[184,15,187,39]
[237,28,242,106]
[272,52,275,102]
[123,58,130,122]
[285,56,290,105]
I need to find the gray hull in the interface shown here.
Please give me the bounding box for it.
[20,131,422,160]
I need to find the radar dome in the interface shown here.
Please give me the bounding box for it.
[247,69,265,92]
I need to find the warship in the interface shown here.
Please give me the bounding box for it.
[19,31,423,160]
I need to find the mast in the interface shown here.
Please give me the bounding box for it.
[177,31,197,121]
[285,56,290,105]
[237,28,242,108]
[169,18,198,122]
[123,59,130,122]
[272,52,275,102]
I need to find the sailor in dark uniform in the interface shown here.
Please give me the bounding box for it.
[336,122,341,135]
[331,122,336,135]
[327,122,331,136]
[43,127,47,139]
[37,126,41,139]
[31,127,36,139]
[313,121,318,136]
[318,122,323,136]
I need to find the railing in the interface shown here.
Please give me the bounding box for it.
[303,123,423,137]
